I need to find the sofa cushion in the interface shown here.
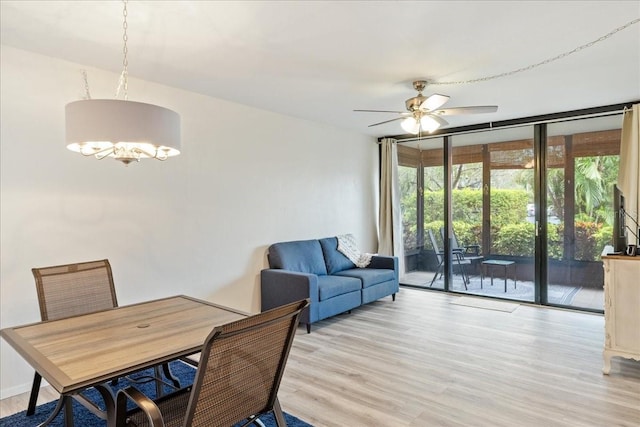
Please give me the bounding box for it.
[319,237,356,274]
[334,268,396,288]
[268,240,328,276]
[317,275,361,301]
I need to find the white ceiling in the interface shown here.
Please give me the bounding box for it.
[1,1,639,138]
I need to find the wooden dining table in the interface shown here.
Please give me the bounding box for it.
[1,295,248,427]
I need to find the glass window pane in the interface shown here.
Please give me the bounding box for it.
[546,115,621,310]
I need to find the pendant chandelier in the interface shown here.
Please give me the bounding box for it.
[65,0,180,165]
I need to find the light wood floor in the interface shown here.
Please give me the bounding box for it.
[2,288,639,426]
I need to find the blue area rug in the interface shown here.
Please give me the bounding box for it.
[1,361,312,427]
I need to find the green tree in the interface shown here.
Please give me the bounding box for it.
[399,166,418,249]
[575,155,619,224]
[546,168,565,218]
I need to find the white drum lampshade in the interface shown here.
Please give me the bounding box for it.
[66,99,181,165]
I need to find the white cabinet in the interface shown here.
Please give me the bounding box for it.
[602,255,640,374]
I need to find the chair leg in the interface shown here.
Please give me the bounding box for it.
[26,372,42,416]
[36,395,66,426]
[306,323,311,334]
[162,363,181,389]
[454,254,469,290]
[429,258,444,287]
[154,363,181,397]
[461,265,469,289]
[272,397,287,427]
[154,365,162,397]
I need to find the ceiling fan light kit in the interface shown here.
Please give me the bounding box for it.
[401,117,420,134]
[401,114,442,134]
[420,115,442,133]
[355,79,498,135]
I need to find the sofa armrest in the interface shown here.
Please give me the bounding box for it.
[367,255,399,282]
[260,269,319,325]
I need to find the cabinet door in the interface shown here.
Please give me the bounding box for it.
[611,260,640,353]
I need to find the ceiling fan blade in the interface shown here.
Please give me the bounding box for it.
[428,114,449,127]
[368,117,406,127]
[433,106,498,116]
[354,109,405,114]
[419,94,450,111]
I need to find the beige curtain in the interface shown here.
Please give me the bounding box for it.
[378,138,404,274]
[618,103,640,244]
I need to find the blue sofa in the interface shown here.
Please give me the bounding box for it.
[261,236,399,333]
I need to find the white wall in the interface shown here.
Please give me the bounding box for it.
[0,46,379,397]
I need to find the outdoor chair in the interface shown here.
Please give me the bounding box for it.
[115,298,310,427]
[440,227,484,263]
[428,229,472,289]
[28,259,180,418]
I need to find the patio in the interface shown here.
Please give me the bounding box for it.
[401,270,603,311]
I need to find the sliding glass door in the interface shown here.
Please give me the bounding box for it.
[448,127,535,301]
[397,112,622,312]
[398,139,445,289]
[544,115,622,310]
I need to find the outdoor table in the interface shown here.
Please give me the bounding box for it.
[481,260,517,292]
[0,295,247,427]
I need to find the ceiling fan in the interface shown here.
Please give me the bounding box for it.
[354,80,498,135]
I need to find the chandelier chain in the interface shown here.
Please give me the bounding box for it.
[430,18,640,86]
[81,69,91,100]
[122,0,129,100]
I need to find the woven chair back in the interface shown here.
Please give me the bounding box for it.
[32,259,117,321]
[185,299,308,427]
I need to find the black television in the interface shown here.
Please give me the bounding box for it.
[613,184,626,253]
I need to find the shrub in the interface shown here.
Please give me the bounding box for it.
[490,189,529,227]
[410,188,607,261]
[594,225,613,258]
[575,221,603,261]
[492,223,535,256]
[424,191,444,223]
[547,223,563,260]
[425,188,529,226]
[452,221,482,249]
[452,189,483,224]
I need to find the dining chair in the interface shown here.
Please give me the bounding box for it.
[27,259,180,417]
[115,298,310,427]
